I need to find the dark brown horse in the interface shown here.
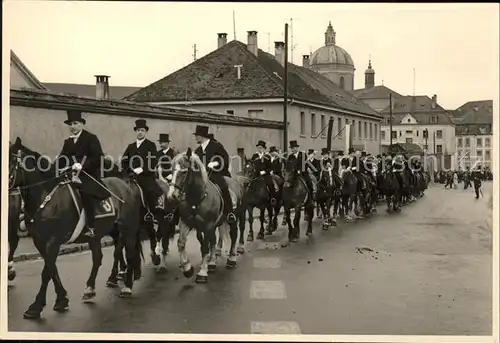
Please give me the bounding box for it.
[9,138,143,320]
[340,169,358,221]
[316,167,342,229]
[166,149,245,283]
[379,169,401,213]
[282,159,313,244]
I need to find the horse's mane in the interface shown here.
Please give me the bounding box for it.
[171,151,209,185]
[12,142,56,176]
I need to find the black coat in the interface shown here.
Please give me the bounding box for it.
[287,151,305,174]
[56,129,110,200]
[306,157,321,176]
[250,153,272,174]
[270,156,284,177]
[194,140,231,178]
[122,138,163,197]
[156,147,176,179]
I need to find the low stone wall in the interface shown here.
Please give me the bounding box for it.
[9,89,284,162]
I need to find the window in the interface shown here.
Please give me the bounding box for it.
[300,111,306,136]
[399,131,402,137]
[476,150,483,157]
[416,130,419,137]
[485,150,491,161]
[364,122,368,139]
[384,117,391,124]
[311,113,316,136]
[374,124,378,141]
[436,130,443,139]
[320,114,325,137]
[339,76,345,90]
[479,127,487,134]
[369,123,373,139]
[391,131,397,139]
[407,118,411,123]
[430,116,438,124]
[457,138,462,147]
[406,138,413,144]
[338,117,343,138]
[476,138,482,147]
[406,130,413,135]
[352,120,356,139]
[226,109,235,115]
[465,138,470,147]
[358,121,362,138]
[436,144,443,154]
[485,138,491,147]
[381,130,386,140]
[248,109,263,118]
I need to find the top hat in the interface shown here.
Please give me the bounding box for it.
[193,125,210,138]
[269,146,278,153]
[361,151,367,156]
[158,133,170,143]
[289,140,299,148]
[256,140,267,149]
[237,147,245,152]
[134,119,149,131]
[348,147,355,154]
[64,110,86,125]
[321,148,330,155]
[308,149,315,155]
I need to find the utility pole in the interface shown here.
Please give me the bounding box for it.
[389,93,393,151]
[283,23,289,153]
[192,44,198,61]
[233,10,236,40]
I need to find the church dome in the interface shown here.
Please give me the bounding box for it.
[309,22,354,67]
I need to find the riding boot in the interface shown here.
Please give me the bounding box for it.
[220,182,236,224]
[81,195,96,238]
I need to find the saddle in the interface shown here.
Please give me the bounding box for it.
[210,180,238,211]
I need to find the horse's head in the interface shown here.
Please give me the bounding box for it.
[167,147,207,202]
[242,160,257,179]
[283,158,297,188]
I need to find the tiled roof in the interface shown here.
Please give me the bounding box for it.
[10,50,47,91]
[454,100,493,118]
[454,100,492,135]
[350,85,403,100]
[43,83,141,100]
[379,95,454,126]
[124,40,379,118]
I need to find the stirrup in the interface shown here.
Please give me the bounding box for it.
[144,211,154,222]
[84,228,95,238]
[164,213,174,221]
[270,198,277,206]
[226,213,237,224]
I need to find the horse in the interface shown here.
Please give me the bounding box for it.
[240,161,282,241]
[316,167,342,229]
[340,169,359,221]
[9,138,144,320]
[281,158,313,244]
[166,149,245,283]
[379,169,402,213]
[7,166,23,281]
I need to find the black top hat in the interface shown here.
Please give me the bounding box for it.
[308,149,315,154]
[348,147,355,154]
[256,140,267,149]
[193,125,210,138]
[361,151,367,156]
[289,140,299,148]
[269,146,278,153]
[134,119,149,131]
[237,147,244,152]
[64,110,86,125]
[158,133,170,142]
[321,148,330,155]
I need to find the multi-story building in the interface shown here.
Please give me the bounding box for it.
[125,31,382,154]
[453,100,493,169]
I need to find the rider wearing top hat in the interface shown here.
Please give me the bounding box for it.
[121,119,164,219]
[56,110,111,238]
[269,146,283,178]
[287,140,316,200]
[250,140,278,202]
[156,133,176,183]
[471,166,483,199]
[193,125,236,224]
[320,148,332,168]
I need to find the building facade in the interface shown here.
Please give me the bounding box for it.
[125,31,382,154]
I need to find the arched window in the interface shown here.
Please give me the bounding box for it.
[339,76,345,89]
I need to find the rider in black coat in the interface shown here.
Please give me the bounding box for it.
[250,140,278,202]
[287,140,315,200]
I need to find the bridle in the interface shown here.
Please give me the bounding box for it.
[169,159,208,208]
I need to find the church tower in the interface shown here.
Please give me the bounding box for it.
[364,59,375,89]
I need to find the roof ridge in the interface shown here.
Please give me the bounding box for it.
[10,50,47,91]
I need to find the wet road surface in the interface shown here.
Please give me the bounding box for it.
[7,183,493,335]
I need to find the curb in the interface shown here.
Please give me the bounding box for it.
[13,239,115,263]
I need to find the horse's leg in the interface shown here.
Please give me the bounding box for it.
[8,219,20,281]
[292,206,301,241]
[306,203,314,236]
[106,240,122,288]
[283,207,293,244]
[265,204,273,235]
[226,221,238,268]
[51,264,69,312]
[237,207,246,254]
[195,231,210,283]
[257,207,265,240]
[156,219,170,273]
[207,229,218,273]
[144,221,160,266]
[247,208,255,242]
[271,203,280,232]
[119,225,142,298]
[316,201,322,219]
[177,220,194,278]
[23,237,59,319]
[82,239,103,302]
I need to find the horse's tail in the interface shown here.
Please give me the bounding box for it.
[219,223,231,247]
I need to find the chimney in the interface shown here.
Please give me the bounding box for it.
[431,94,437,109]
[247,31,258,56]
[302,55,310,68]
[274,41,285,67]
[217,33,227,49]
[95,75,110,100]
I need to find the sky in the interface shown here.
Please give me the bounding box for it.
[5,1,499,110]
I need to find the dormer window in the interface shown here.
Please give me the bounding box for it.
[430,116,438,124]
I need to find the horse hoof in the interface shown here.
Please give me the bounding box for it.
[215,249,222,257]
[226,260,237,268]
[306,231,312,237]
[183,266,194,278]
[8,270,16,281]
[134,269,142,281]
[195,275,208,283]
[322,224,329,231]
[151,254,161,266]
[53,298,69,312]
[331,220,337,226]
[156,266,168,274]
[371,208,377,213]
[117,271,126,280]
[237,246,245,254]
[82,291,96,302]
[119,287,132,298]
[281,220,286,226]
[247,234,254,242]
[281,240,289,247]
[257,232,264,240]
[291,237,299,243]
[208,264,217,273]
[23,308,42,320]
[106,279,119,288]
[265,229,273,236]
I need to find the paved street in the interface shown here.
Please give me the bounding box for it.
[7,182,493,335]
